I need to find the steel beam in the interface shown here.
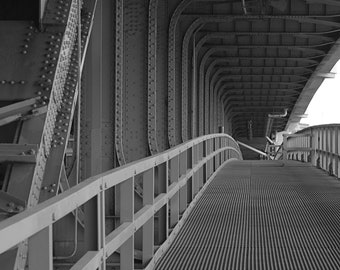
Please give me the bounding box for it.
[181,14,340,28]
[198,30,338,42]
[201,44,328,55]
[306,0,340,7]
[0,144,38,163]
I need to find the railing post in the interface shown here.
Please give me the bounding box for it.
[282,134,288,160]
[169,156,179,228]
[28,225,53,270]
[179,150,188,214]
[213,138,216,164]
[98,187,106,270]
[120,177,134,270]
[221,137,225,163]
[208,139,213,176]
[142,169,154,266]
[310,129,316,165]
[326,127,329,172]
[155,162,168,244]
[336,127,339,177]
[192,145,199,197]
[319,129,322,167]
[329,127,334,175]
[218,138,220,165]
[198,142,204,189]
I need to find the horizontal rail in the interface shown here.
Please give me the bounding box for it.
[284,125,340,177]
[237,140,271,159]
[0,134,242,269]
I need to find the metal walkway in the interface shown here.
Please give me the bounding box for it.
[156,160,340,270]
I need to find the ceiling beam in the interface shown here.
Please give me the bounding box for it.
[221,82,306,87]
[214,65,316,72]
[209,56,323,64]
[203,44,329,55]
[306,0,340,7]
[214,73,310,80]
[181,14,340,28]
[198,31,338,42]
[223,95,298,100]
[221,88,302,94]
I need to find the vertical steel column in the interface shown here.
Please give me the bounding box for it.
[168,0,190,147]
[169,156,180,228]
[148,0,159,154]
[114,0,126,164]
[209,76,214,134]
[28,226,53,270]
[155,0,171,151]
[83,0,108,254]
[142,169,154,266]
[116,0,150,163]
[191,32,197,138]
[179,150,188,214]
[120,177,134,270]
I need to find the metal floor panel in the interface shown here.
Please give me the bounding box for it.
[155,160,340,270]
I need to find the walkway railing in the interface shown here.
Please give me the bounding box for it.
[0,134,242,270]
[283,124,340,177]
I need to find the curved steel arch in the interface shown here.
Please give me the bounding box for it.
[171,0,340,140]
[147,0,159,155]
[178,13,327,137]
[187,23,331,135]
[197,51,324,137]
[200,57,314,135]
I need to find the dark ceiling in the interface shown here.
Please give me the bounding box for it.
[180,0,340,138]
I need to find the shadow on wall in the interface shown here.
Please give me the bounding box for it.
[0,0,39,21]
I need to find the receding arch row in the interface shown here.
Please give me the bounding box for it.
[179,13,339,140]
[169,0,340,145]
[114,0,340,163]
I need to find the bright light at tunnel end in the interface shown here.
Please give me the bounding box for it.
[297,59,340,129]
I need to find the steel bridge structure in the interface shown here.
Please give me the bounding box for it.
[1,0,340,269]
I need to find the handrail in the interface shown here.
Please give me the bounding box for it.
[284,124,340,177]
[294,123,340,133]
[0,134,242,269]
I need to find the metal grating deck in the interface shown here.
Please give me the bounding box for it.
[155,160,340,270]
